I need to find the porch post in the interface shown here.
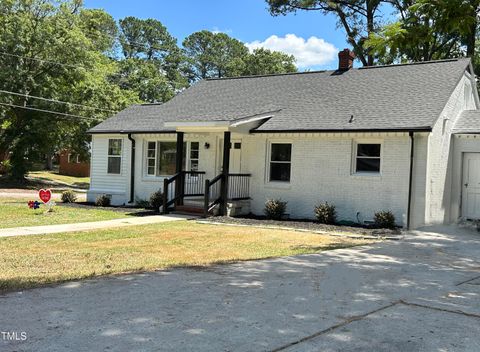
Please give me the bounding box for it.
[220,131,231,215]
[175,132,184,206]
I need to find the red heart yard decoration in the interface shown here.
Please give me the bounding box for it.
[39,189,52,204]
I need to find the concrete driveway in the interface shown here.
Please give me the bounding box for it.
[1,225,479,351]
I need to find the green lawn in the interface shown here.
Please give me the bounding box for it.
[0,221,372,292]
[0,198,137,229]
[28,171,90,189]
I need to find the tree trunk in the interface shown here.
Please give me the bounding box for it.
[45,152,53,171]
[466,2,477,57]
[366,0,375,66]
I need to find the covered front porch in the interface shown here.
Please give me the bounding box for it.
[160,130,251,217]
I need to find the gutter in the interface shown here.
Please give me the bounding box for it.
[127,133,136,204]
[407,131,415,229]
[250,127,433,134]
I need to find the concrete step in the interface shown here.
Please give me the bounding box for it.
[173,205,205,216]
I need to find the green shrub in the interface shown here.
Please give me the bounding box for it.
[61,190,77,203]
[264,199,287,220]
[374,210,396,229]
[149,190,164,212]
[135,198,151,209]
[95,194,111,207]
[314,202,337,224]
[0,159,12,175]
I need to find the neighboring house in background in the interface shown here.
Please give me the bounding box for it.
[87,49,480,229]
[59,150,90,177]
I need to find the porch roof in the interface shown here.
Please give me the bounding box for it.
[89,58,471,134]
[453,110,480,134]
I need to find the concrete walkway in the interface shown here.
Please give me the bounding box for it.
[0,225,479,351]
[0,214,194,237]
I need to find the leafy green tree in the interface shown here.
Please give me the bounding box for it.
[242,48,297,75]
[0,0,137,179]
[266,0,384,66]
[183,30,249,79]
[117,16,188,102]
[365,0,479,64]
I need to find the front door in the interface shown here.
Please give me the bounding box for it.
[229,140,242,173]
[462,153,480,219]
[218,139,242,174]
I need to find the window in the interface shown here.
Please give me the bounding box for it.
[157,142,177,175]
[189,142,199,171]
[355,143,381,173]
[107,139,122,174]
[269,143,291,182]
[67,153,80,164]
[145,141,197,176]
[146,142,157,176]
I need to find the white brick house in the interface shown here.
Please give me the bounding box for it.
[88,50,480,228]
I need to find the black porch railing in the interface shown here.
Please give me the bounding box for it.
[204,173,251,216]
[162,171,205,213]
[227,173,251,201]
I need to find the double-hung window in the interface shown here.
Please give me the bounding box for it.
[189,142,199,171]
[107,139,122,174]
[269,143,292,182]
[355,143,381,173]
[146,142,157,176]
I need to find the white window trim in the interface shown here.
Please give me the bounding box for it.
[107,138,123,175]
[67,153,73,164]
[265,140,293,186]
[145,141,157,177]
[352,140,383,176]
[143,140,199,178]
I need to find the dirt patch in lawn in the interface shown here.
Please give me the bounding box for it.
[200,216,402,238]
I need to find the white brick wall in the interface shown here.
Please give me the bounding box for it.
[426,74,474,224]
[241,133,412,226]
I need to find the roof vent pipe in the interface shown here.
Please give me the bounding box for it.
[338,49,355,71]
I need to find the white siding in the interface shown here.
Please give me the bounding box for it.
[87,134,131,205]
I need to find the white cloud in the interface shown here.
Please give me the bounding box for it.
[211,27,232,35]
[245,34,338,69]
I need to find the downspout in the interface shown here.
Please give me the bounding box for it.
[127,133,135,204]
[407,131,415,229]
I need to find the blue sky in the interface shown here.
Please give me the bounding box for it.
[83,0,349,70]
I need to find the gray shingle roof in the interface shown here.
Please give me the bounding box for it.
[89,58,471,134]
[453,110,480,134]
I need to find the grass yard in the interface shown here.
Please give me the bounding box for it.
[0,221,373,292]
[0,198,137,229]
[28,171,90,189]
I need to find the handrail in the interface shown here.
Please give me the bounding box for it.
[204,174,224,217]
[162,171,208,214]
[162,172,184,214]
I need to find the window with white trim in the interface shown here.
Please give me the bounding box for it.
[269,143,291,182]
[146,141,157,176]
[189,142,199,171]
[355,143,381,173]
[107,139,122,174]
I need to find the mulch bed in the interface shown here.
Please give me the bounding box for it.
[200,216,402,238]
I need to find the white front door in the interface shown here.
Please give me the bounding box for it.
[229,140,242,173]
[217,139,242,174]
[462,153,480,219]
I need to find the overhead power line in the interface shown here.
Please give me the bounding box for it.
[0,51,82,69]
[0,89,117,113]
[0,102,100,121]
[0,51,124,78]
